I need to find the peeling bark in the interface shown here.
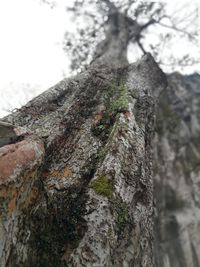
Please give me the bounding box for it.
[0,126,44,266]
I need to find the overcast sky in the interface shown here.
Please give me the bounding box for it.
[0,0,199,117]
[0,0,70,116]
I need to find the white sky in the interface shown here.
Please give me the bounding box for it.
[0,0,71,116]
[0,0,199,117]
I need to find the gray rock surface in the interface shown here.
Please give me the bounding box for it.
[154,73,200,267]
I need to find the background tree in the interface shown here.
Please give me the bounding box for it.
[62,0,199,71]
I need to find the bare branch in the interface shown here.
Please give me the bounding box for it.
[140,18,157,31]
[137,39,146,54]
[157,20,196,40]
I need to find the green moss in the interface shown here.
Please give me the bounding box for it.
[115,201,129,233]
[91,176,113,198]
[116,202,129,232]
[91,81,128,141]
[110,82,128,114]
[110,196,130,240]
[91,113,115,141]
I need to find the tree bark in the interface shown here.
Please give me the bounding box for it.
[0,5,170,266]
[0,43,167,267]
[2,3,200,265]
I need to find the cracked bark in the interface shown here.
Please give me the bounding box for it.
[0,9,167,267]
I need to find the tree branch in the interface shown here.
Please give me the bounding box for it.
[140,18,157,31]
[157,21,195,39]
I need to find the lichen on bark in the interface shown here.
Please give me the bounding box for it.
[0,53,167,266]
[0,1,170,265]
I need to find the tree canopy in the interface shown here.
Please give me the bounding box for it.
[60,0,199,72]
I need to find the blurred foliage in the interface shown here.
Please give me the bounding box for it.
[41,0,200,72]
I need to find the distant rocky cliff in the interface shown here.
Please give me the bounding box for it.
[154,73,200,267]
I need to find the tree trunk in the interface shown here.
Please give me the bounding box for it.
[1,4,200,265]
[0,34,167,267]
[154,73,200,267]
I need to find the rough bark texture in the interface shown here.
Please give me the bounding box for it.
[0,53,167,267]
[1,3,199,265]
[154,73,200,267]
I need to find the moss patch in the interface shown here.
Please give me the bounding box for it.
[116,202,129,234]
[109,82,128,114]
[91,81,128,141]
[110,196,131,240]
[91,176,113,198]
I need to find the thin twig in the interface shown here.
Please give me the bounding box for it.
[157,21,194,39]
